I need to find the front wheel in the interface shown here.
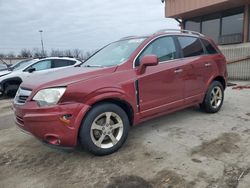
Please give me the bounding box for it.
[200,81,224,113]
[5,84,19,98]
[79,103,130,156]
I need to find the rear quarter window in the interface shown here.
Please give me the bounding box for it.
[178,36,205,58]
[52,59,76,68]
[201,39,218,54]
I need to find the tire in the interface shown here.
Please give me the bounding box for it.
[5,84,19,98]
[200,81,224,113]
[79,103,130,156]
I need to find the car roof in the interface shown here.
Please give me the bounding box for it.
[41,57,79,61]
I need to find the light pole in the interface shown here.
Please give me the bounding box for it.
[39,30,45,57]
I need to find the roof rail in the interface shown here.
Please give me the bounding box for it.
[155,29,204,37]
[57,56,74,58]
[120,36,138,40]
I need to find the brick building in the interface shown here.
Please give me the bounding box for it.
[165,0,250,80]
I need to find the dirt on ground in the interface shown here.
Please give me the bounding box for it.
[0,82,250,188]
[191,133,241,158]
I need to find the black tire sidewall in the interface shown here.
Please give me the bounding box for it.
[5,84,19,97]
[202,81,224,113]
[79,103,130,156]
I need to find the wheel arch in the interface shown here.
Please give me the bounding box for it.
[89,98,134,126]
[212,76,226,90]
[75,97,135,148]
[2,77,22,90]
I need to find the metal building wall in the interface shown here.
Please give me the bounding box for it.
[219,43,250,80]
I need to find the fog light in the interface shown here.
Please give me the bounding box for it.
[45,135,61,145]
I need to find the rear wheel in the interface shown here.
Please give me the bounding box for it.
[79,103,130,156]
[200,81,224,113]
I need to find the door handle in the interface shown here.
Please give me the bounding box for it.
[174,68,183,73]
[205,63,212,67]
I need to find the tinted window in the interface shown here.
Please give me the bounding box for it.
[185,18,201,32]
[31,60,51,71]
[201,39,218,54]
[178,37,204,58]
[136,36,177,66]
[52,59,75,68]
[202,18,220,43]
[222,13,243,36]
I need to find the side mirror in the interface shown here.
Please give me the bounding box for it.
[27,67,36,73]
[137,55,159,75]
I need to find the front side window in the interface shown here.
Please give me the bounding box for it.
[178,37,204,58]
[82,38,146,68]
[30,60,52,71]
[135,36,177,66]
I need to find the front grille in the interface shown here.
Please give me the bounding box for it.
[17,95,29,104]
[16,115,24,125]
[14,88,32,105]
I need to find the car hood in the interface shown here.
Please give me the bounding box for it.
[21,66,117,90]
[0,70,11,77]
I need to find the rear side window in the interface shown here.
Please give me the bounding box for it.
[136,36,177,66]
[201,39,218,54]
[52,59,76,68]
[178,36,204,58]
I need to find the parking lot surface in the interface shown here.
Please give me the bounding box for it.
[0,83,250,188]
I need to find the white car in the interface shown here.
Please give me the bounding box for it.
[0,63,8,71]
[0,57,82,96]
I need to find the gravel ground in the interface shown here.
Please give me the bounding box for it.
[0,82,250,188]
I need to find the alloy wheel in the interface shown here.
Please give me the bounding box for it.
[210,86,222,109]
[90,112,124,149]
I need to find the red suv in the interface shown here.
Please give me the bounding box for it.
[13,30,227,155]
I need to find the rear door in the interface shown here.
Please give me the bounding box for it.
[200,38,223,82]
[177,36,209,105]
[135,36,185,118]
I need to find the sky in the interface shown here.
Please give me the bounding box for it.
[0,0,178,54]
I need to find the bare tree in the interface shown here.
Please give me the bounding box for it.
[32,48,47,58]
[20,49,32,58]
[7,52,15,58]
[64,49,72,57]
[72,49,82,59]
[2,48,97,60]
[50,49,64,57]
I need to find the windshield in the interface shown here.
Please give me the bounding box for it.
[0,64,7,69]
[11,59,36,71]
[82,38,146,67]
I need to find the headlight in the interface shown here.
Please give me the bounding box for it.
[33,87,66,107]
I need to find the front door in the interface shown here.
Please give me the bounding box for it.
[135,36,185,118]
[23,59,52,80]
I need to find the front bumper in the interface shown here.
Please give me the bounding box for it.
[13,101,90,147]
